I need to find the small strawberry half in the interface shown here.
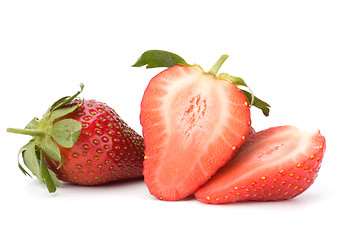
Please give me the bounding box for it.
[133,50,270,201]
[194,126,326,204]
[7,84,144,193]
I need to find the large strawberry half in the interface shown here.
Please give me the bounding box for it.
[194,126,326,204]
[7,84,144,193]
[133,50,270,200]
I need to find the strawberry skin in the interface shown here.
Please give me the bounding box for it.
[140,65,251,201]
[194,126,326,204]
[45,99,144,185]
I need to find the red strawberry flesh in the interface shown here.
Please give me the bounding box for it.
[141,65,251,200]
[194,125,326,204]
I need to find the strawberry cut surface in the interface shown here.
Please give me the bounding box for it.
[141,65,251,200]
[194,125,326,204]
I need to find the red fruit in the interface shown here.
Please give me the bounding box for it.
[194,126,326,204]
[45,99,144,185]
[7,84,144,192]
[135,52,255,200]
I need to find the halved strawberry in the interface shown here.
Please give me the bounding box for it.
[194,126,326,204]
[133,50,269,201]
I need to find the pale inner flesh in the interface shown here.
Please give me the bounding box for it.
[155,69,237,186]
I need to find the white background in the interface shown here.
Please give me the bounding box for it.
[0,1,336,239]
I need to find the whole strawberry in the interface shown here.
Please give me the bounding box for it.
[7,84,144,192]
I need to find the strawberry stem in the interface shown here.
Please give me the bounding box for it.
[7,128,46,137]
[208,54,229,76]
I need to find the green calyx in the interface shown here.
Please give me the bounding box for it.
[133,50,270,117]
[132,50,192,68]
[7,84,84,193]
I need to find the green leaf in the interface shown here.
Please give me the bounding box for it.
[25,117,39,130]
[132,50,190,69]
[23,144,43,182]
[49,96,70,112]
[41,138,62,164]
[18,164,30,177]
[39,156,57,193]
[48,83,84,112]
[48,169,62,188]
[18,141,35,177]
[48,104,79,123]
[50,119,82,148]
[217,73,249,88]
[241,90,271,117]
